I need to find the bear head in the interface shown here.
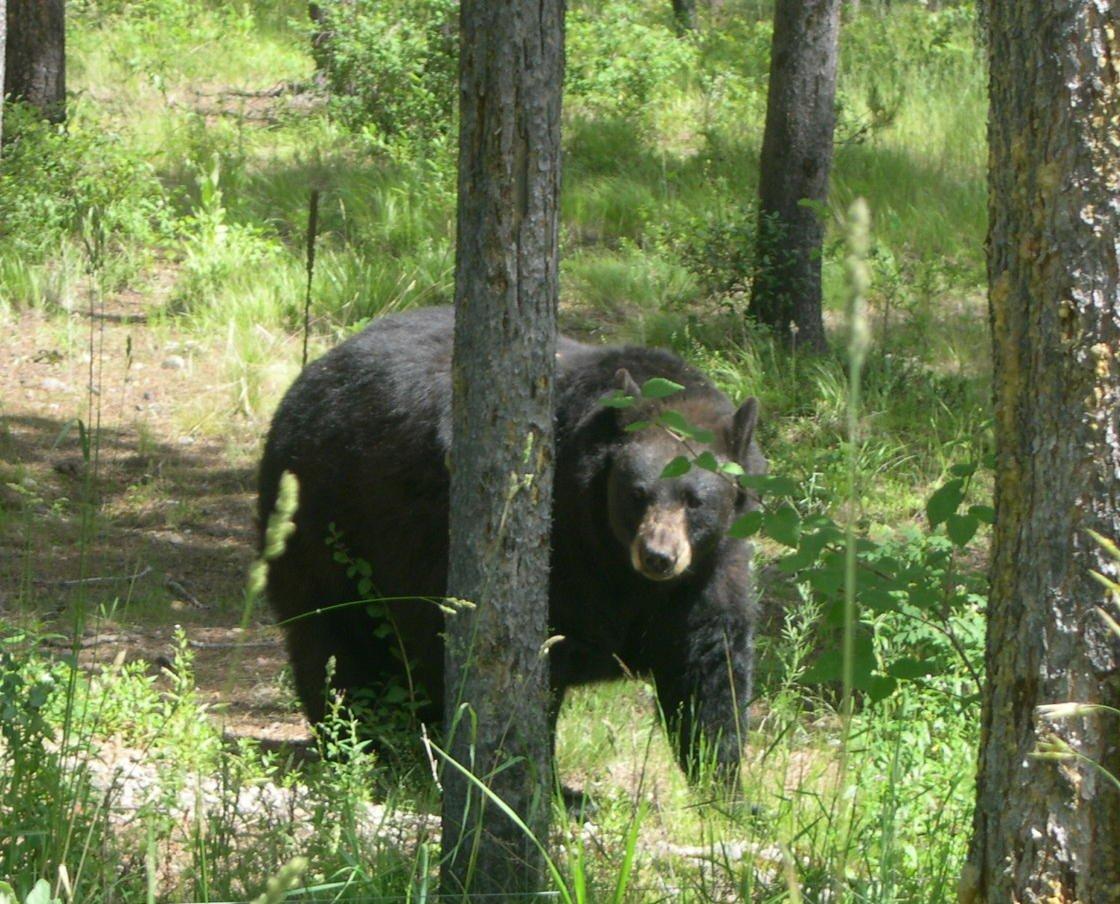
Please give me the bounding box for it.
[606,369,765,583]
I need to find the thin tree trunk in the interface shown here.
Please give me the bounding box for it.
[672,0,697,32]
[960,2,1120,902]
[4,0,65,124]
[0,0,7,149]
[749,0,840,354]
[441,0,564,898]
[308,1,350,72]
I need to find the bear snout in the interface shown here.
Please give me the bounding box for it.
[631,506,692,581]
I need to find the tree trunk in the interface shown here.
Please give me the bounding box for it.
[672,0,697,32]
[0,0,7,150]
[440,0,564,898]
[749,0,840,354]
[308,1,351,72]
[4,0,65,124]
[960,3,1120,902]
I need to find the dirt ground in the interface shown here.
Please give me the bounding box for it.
[0,273,310,747]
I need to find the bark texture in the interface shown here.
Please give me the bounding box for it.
[4,0,65,124]
[749,0,840,353]
[962,3,1120,902]
[441,0,564,897]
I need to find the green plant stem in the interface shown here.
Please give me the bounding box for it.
[836,197,871,893]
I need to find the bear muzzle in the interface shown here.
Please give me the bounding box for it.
[630,506,693,581]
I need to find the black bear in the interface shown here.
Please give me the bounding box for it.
[258,305,765,780]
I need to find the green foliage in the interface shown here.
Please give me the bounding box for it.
[170,156,285,317]
[313,0,458,148]
[323,525,434,749]
[0,638,101,900]
[671,201,760,310]
[567,3,697,119]
[0,879,60,904]
[72,0,257,79]
[0,108,169,308]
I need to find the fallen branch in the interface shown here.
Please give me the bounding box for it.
[41,565,153,587]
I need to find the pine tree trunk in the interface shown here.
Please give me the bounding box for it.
[4,0,65,124]
[961,3,1120,902]
[440,0,564,898]
[749,0,840,354]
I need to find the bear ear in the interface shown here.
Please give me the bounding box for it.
[616,368,643,401]
[730,397,761,466]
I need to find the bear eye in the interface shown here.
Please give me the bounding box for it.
[630,485,648,505]
[684,487,703,509]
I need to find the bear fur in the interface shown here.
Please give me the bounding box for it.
[258,305,765,779]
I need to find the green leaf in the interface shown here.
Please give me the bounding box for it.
[728,510,764,538]
[801,636,876,688]
[861,588,898,613]
[26,881,57,904]
[694,451,719,472]
[601,390,634,409]
[641,377,685,399]
[657,410,715,444]
[887,658,936,680]
[764,505,801,548]
[660,456,692,479]
[0,881,18,904]
[807,566,844,596]
[864,674,899,703]
[720,461,745,477]
[946,513,979,547]
[623,419,652,433]
[778,547,818,573]
[800,650,842,684]
[949,462,977,478]
[383,685,410,704]
[926,478,965,527]
[657,410,690,433]
[907,586,941,611]
[778,527,837,573]
[969,504,995,525]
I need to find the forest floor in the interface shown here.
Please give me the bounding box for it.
[0,264,309,745]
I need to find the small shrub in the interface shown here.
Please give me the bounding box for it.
[312,0,458,148]
[0,639,102,898]
[566,2,697,118]
[0,107,170,307]
[169,155,288,319]
[672,202,759,304]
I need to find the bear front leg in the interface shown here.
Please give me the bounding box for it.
[649,564,756,785]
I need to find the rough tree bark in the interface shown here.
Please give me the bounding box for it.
[960,2,1120,902]
[4,0,65,124]
[441,0,564,898]
[749,0,840,354]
